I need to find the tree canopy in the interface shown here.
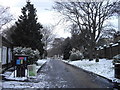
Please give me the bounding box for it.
[0,5,13,31]
[53,0,120,59]
[11,1,44,56]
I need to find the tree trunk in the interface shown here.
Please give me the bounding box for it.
[89,46,93,61]
[88,39,96,61]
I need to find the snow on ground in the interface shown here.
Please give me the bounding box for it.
[2,59,47,81]
[63,59,120,83]
[36,59,47,72]
[2,74,49,88]
[1,71,12,77]
[2,59,48,88]
[6,70,28,81]
[37,59,47,66]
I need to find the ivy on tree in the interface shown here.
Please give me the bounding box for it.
[11,1,44,57]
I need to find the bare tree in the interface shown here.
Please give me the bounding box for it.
[2,25,16,42]
[42,25,55,50]
[0,5,13,32]
[47,37,64,57]
[53,0,120,60]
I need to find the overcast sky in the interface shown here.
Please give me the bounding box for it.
[0,0,71,38]
[0,0,118,38]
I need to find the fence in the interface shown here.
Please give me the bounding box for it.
[96,42,120,59]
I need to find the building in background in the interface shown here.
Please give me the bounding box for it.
[0,34,13,72]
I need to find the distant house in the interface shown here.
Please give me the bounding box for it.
[0,35,13,72]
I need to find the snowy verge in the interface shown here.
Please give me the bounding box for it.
[37,59,47,66]
[1,59,47,81]
[62,59,120,83]
[2,78,48,88]
[5,70,28,81]
[2,59,49,88]
[36,59,47,72]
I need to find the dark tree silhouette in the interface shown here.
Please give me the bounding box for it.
[48,38,64,57]
[63,37,72,60]
[11,1,44,57]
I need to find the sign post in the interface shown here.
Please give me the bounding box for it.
[14,55,28,77]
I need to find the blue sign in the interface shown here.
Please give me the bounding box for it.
[24,57,27,61]
[16,59,21,65]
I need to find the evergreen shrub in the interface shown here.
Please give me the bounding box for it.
[69,53,78,61]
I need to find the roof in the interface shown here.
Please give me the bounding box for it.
[0,34,13,47]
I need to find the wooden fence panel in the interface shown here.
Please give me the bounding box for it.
[97,43,120,59]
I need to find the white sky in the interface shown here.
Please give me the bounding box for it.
[0,0,118,38]
[0,0,71,38]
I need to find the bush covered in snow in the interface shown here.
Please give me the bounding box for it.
[69,53,78,61]
[69,48,84,61]
[13,47,40,64]
[76,50,84,60]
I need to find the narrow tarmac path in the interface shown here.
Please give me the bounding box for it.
[37,59,114,88]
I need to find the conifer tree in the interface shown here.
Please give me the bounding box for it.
[11,1,44,57]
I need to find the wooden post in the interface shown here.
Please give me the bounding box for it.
[104,45,106,58]
[6,47,9,69]
[109,43,113,59]
[118,41,120,54]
